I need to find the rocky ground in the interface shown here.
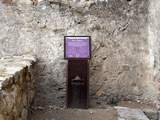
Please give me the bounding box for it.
[29,108,117,120]
[29,101,159,120]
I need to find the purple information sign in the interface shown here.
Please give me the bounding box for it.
[64,36,91,59]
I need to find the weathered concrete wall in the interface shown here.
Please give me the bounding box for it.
[0,55,36,120]
[0,0,158,107]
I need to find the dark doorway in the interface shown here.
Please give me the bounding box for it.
[66,60,89,108]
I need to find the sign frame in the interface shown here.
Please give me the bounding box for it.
[64,36,91,60]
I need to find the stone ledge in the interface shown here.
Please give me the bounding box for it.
[0,55,36,120]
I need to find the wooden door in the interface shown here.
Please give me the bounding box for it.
[66,60,89,108]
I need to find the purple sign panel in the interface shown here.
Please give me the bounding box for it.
[64,36,91,59]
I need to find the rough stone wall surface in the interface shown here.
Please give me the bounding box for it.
[0,55,36,120]
[149,0,160,109]
[0,0,158,108]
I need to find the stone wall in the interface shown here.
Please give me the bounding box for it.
[0,55,36,120]
[149,0,160,109]
[0,0,159,108]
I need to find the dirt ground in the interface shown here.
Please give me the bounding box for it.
[118,101,156,110]
[29,101,156,120]
[29,108,117,120]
